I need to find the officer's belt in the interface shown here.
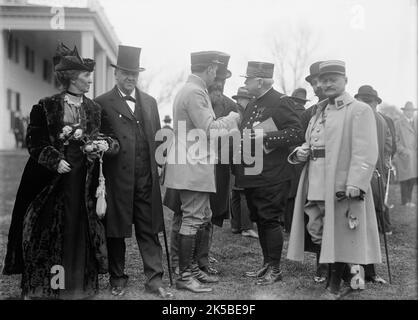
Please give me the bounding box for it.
[310,147,325,160]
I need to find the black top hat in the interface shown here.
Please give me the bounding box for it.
[215,53,232,79]
[191,51,224,69]
[111,45,145,72]
[319,60,346,77]
[232,87,254,100]
[163,115,172,123]
[305,61,323,83]
[354,85,382,104]
[290,88,309,103]
[241,61,274,79]
[54,43,95,72]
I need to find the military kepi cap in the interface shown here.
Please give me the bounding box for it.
[319,60,346,77]
[191,51,224,68]
[305,61,323,83]
[241,61,274,79]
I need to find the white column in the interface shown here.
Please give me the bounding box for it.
[0,30,13,149]
[95,48,106,96]
[106,61,114,91]
[81,31,94,98]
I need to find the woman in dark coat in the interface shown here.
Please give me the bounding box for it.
[2,44,118,299]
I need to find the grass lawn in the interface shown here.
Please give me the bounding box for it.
[0,150,416,300]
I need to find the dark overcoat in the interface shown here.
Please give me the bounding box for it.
[95,86,164,237]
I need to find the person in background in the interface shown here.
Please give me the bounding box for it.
[230,87,258,239]
[393,101,417,207]
[285,88,309,233]
[13,111,25,148]
[162,115,173,130]
[355,85,392,284]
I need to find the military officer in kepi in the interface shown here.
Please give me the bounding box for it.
[234,61,304,286]
[287,60,382,299]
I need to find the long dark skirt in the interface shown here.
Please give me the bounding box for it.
[22,142,98,299]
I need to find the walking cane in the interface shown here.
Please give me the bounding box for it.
[384,157,392,207]
[161,219,173,287]
[375,170,392,284]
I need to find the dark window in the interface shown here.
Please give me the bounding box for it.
[25,46,35,72]
[7,33,13,59]
[14,38,19,63]
[43,59,52,83]
[16,92,20,112]
[25,46,29,69]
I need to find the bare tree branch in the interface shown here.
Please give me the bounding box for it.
[270,25,320,95]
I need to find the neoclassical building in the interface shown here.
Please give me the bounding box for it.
[0,0,120,149]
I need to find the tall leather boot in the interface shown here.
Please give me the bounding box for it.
[256,225,283,285]
[176,234,212,293]
[170,229,179,275]
[245,224,270,278]
[324,262,352,299]
[193,224,219,284]
[196,223,209,270]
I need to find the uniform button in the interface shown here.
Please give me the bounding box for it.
[123,136,127,139]
[119,114,122,118]
[314,138,318,142]
[137,121,139,124]
[317,128,320,132]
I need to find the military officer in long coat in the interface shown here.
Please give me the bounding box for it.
[164,51,240,293]
[95,45,172,298]
[287,61,381,299]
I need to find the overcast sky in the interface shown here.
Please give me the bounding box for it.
[98,0,417,118]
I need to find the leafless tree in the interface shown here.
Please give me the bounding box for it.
[270,25,320,95]
[138,68,188,107]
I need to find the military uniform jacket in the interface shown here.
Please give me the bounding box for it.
[164,75,238,192]
[234,88,304,188]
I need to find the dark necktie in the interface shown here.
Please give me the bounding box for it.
[123,95,136,103]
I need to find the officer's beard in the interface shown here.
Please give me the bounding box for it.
[209,90,224,106]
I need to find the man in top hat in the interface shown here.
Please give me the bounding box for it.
[95,45,172,298]
[354,84,393,285]
[234,61,304,285]
[393,101,417,207]
[162,115,173,130]
[164,51,240,293]
[287,60,381,299]
[230,87,258,238]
